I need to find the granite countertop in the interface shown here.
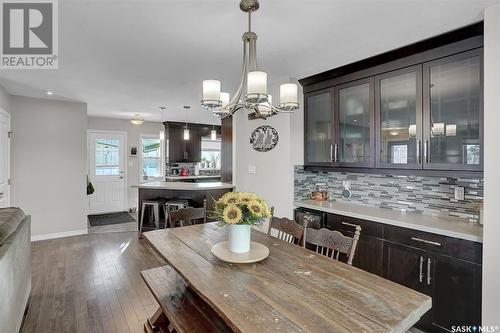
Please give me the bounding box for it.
[165,175,221,180]
[294,199,483,243]
[133,181,235,191]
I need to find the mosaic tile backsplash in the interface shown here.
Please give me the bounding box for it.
[294,166,483,222]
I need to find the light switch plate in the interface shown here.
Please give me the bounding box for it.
[454,186,465,201]
[248,165,257,174]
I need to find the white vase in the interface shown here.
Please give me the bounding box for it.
[227,224,251,253]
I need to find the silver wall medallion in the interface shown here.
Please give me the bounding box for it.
[250,125,279,152]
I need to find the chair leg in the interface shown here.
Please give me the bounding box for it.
[162,204,168,229]
[139,202,146,238]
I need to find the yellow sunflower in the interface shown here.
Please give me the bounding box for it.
[238,192,257,203]
[223,204,243,224]
[246,200,265,218]
[221,192,240,205]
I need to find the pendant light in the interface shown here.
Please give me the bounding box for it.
[183,123,190,140]
[211,125,217,140]
[159,106,166,140]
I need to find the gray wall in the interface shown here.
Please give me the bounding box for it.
[10,96,88,239]
[87,116,164,209]
[483,3,500,324]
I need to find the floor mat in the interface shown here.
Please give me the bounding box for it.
[88,212,136,227]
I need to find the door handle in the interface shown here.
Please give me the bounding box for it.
[334,144,339,163]
[419,256,424,283]
[427,258,432,285]
[330,144,334,162]
[416,140,421,164]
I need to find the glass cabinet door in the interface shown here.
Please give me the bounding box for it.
[376,66,422,168]
[423,50,482,170]
[305,89,333,165]
[335,78,374,167]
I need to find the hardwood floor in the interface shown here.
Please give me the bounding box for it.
[23,231,164,333]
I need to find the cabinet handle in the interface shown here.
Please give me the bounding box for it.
[411,237,442,247]
[427,258,432,285]
[330,144,334,162]
[0,192,4,197]
[424,140,429,164]
[341,221,359,228]
[419,256,424,283]
[334,144,339,163]
[416,140,421,164]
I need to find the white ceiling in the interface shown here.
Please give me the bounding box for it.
[0,0,498,124]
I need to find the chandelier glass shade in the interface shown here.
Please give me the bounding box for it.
[201,0,299,119]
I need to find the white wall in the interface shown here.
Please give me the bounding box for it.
[233,83,304,231]
[0,85,10,113]
[10,96,88,239]
[87,116,164,209]
[482,3,500,325]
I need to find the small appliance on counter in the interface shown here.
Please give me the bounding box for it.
[180,167,189,177]
[310,183,328,201]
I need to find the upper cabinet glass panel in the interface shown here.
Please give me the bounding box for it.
[426,53,481,170]
[305,91,333,164]
[337,80,373,166]
[378,68,421,168]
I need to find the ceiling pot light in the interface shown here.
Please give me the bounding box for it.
[201,0,299,119]
[130,114,144,125]
[46,91,54,95]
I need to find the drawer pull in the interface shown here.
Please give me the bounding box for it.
[427,258,432,285]
[341,221,359,228]
[411,237,442,247]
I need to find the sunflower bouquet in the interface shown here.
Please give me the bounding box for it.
[212,192,271,226]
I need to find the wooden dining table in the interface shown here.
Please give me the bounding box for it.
[143,222,431,333]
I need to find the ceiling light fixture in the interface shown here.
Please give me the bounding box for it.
[201,0,299,119]
[211,125,217,140]
[183,123,190,140]
[46,91,54,95]
[130,114,144,125]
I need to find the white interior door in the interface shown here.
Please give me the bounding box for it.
[0,109,10,208]
[88,131,126,214]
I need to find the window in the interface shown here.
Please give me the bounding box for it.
[141,136,163,179]
[95,139,120,175]
[200,138,221,170]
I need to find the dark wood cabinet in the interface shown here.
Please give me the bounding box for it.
[302,24,484,175]
[167,125,201,163]
[295,207,482,332]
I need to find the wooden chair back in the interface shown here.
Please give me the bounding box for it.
[168,199,207,228]
[303,221,361,265]
[267,206,304,245]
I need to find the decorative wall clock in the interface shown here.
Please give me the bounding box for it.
[250,125,279,152]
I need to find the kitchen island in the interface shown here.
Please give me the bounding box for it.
[134,181,234,233]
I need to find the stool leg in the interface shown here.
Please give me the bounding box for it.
[162,205,168,229]
[139,202,146,238]
[154,204,160,229]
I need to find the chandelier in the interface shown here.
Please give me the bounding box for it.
[201,0,299,119]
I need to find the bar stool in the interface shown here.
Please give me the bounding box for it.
[138,199,167,237]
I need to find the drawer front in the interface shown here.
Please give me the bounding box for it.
[384,224,482,264]
[326,213,383,238]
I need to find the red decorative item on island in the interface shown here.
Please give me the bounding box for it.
[180,167,189,176]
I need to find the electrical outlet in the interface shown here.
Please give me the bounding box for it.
[454,186,465,201]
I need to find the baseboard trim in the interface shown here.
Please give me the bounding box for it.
[31,228,88,241]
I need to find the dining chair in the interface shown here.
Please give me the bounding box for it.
[303,220,361,265]
[267,206,304,245]
[168,199,207,228]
